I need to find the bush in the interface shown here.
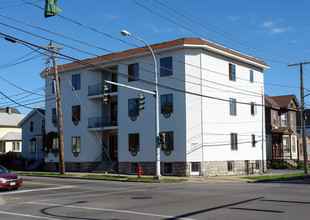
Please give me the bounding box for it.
[268,160,293,170]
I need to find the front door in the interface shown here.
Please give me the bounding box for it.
[109,135,118,161]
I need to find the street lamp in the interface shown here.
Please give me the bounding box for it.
[121,30,162,179]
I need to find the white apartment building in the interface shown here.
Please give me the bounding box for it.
[41,38,269,176]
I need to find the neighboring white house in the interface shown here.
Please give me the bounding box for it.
[41,38,269,176]
[0,107,25,154]
[18,109,45,165]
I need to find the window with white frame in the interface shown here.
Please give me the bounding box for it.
[230,98,237,116]
[252,134,256,147]
[229,63,236,81]
[231,133,238,150]
[250,70,254,83]
[160,57,173,76]
[273,112,278,127]
[191,162,200,174]
[290,112,294,127]
[227,161,234,172]
[281,113,287,127]
[292,136,296,153]
[72,74,81,90]
[283,137,289,153]
[72,136,81,157]
[12,142,20,151]
[250,102,257,115]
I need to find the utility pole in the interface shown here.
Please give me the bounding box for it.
[43,41,65,175]
[288,61,310,175]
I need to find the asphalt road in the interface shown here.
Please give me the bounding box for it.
[0,176,310,220]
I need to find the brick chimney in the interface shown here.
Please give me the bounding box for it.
[6,106,11,114]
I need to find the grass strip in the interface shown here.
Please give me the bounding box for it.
[17,172,74,176]
[242,173,308,181]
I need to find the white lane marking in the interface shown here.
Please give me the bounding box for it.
[27,202,197,220]
[0,211,61,220]
[0,186,73,195]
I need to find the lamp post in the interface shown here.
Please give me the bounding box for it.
[121,30,162,179]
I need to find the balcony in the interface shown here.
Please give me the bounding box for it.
[88,116,118,129]
[88,83,117,97]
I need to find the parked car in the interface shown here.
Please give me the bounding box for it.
[0,165,22,190]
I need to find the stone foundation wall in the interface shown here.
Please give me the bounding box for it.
[44,162,100,172]
[44,160,265,176]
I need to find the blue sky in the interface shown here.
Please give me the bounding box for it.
[1,0,310,114]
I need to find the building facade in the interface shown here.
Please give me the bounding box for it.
[265,95,299,164]
[0,107,25,155]
[18,109,45,166]
[41,38,269,176]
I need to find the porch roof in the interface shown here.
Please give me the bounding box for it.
[271,127,294,134]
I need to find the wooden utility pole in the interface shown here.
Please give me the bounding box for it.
[43,41,65,175]
[288,61,310,175]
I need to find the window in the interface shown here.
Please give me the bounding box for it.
[160,57,173,76]
[12,142,20,151]
[128,98,139,117]
[128,63,139,82]
[163,163,173,175]
[128,133,140,152]
[72,136,81,156]
[30,121,34,132]
[283,137,289,153]
[161,131,174,151]
[231,133,238,150]
[29,141,36,153]
[273,112,278,128]
[52,77,60,94]
[300,144,303,154]
[281,113,287,127]
[229,98,237,116]
[191,162,200,173]
[250,70,254,83]
[72,74,81,90]
[161,94,173,115]
[52,108,57,127]
[72,105,81,123]
[292,137,296,153]
[41,119,45,133]
[229,63,236,81]
[290,112,294,127]
[227,161,234,172]
[255,160,260,170]
[52,138,59,153]
[250,102,257,115]
[131,163,139,174]
[252,134,256,147]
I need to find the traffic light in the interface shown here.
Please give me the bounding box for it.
[45,0,62,18]
[103,84,111,104]
[159,132,166,145]
[138,92,145,111]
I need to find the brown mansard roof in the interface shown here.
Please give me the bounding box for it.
[41,38,269,75]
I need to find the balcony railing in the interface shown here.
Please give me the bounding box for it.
[88,116,118,128]
[88,83,117,96]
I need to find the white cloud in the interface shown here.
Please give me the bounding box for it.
[227,15,239,22]
[270,27,293,35]
[262,21,274,28]
[146,23,173,33]
[101,14,119,20]
[289,40,298,44]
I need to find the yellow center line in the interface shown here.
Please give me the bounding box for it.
[22,181,78,187]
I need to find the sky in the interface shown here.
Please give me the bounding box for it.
[1,0,310,115]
